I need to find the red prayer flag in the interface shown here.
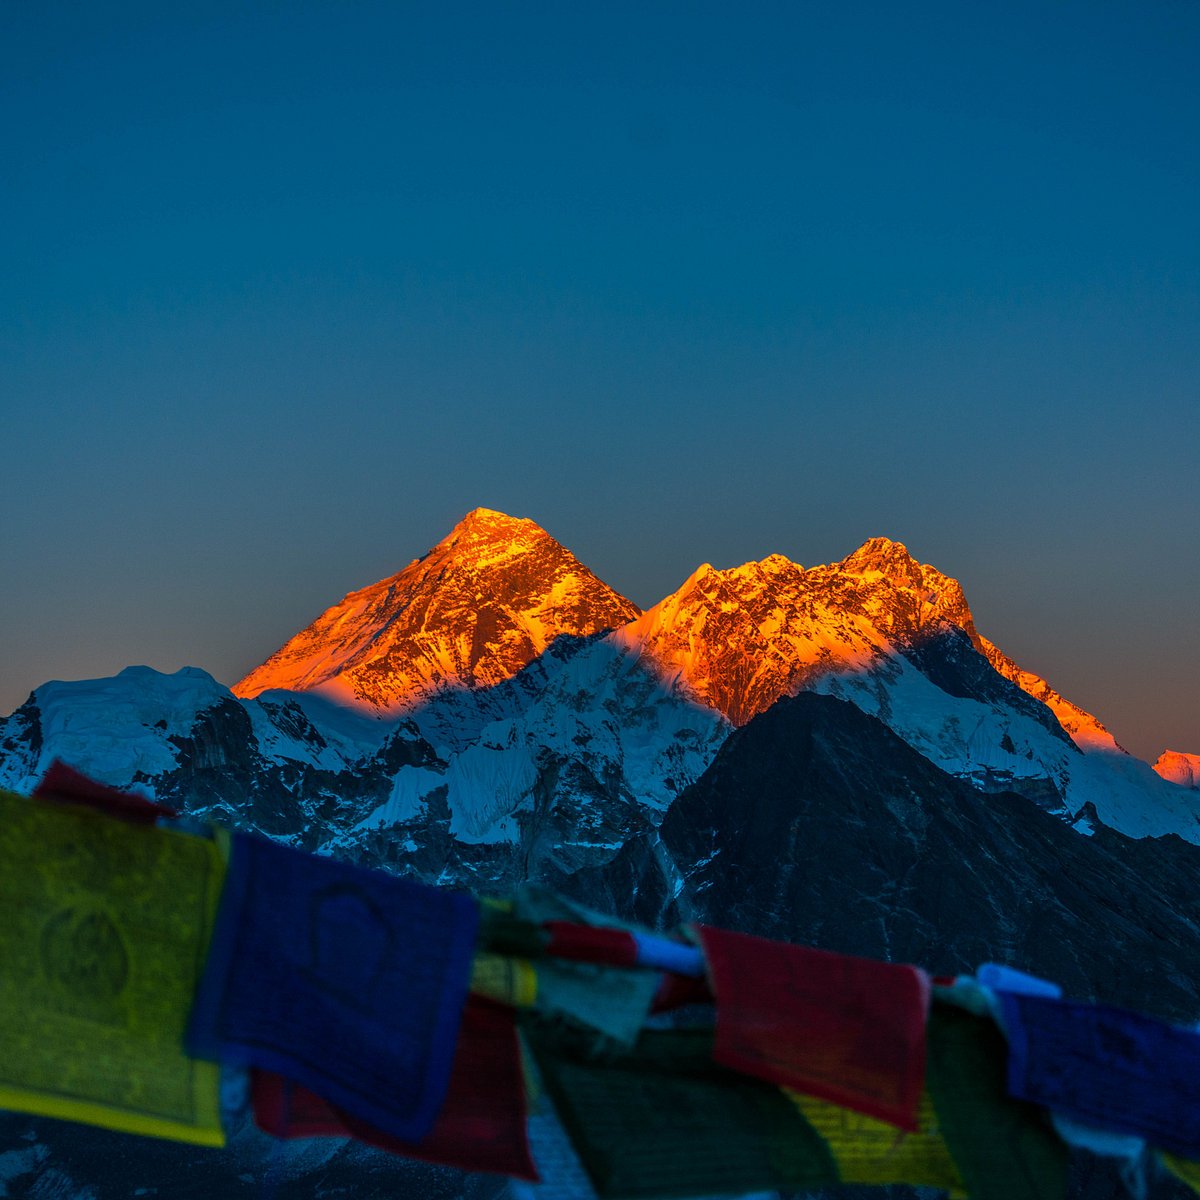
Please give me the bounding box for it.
[34,760,177,824]
[651,971,713,1013]
[696,924,930,1131]
[542,920,639,967]
[252,996,537,1181]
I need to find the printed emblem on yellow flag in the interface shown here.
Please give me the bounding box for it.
[788,1089,966,1196]
[0,788,226,1145]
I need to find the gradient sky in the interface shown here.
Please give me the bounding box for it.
[2,2,1197,763]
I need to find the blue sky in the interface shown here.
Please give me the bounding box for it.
[2,1,1197,760]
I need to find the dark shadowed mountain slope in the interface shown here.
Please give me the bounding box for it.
[579,692,1200,1024]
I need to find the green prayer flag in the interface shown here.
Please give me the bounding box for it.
[523,1021,839,1199]
[514,885,659,1046]
[926,1001,1067,1200]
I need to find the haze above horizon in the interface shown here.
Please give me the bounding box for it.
[2,3,1197,763]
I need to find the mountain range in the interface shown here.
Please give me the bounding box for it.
[3,508,1195,872]
[1,507,1198,1199]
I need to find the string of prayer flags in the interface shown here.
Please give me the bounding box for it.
[514,887,660,1047]
[696,923,930,1130]
[788,1089,966,1194]
[252,996,537,1181]
[523,1021,840,1199]
[999,993,1200,1159]
[541,924,706,976]
[0,788,225,1146]
[34,759,177,824]
[926,1002,1067,1200]
[11,763,1200,1200]
[186,830,479,1142]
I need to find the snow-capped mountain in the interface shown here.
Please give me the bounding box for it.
[3,512,1198,869]
[603,535,1199,839]
[233,507,640,715]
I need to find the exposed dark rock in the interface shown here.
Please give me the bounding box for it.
[580,693,1200,1025]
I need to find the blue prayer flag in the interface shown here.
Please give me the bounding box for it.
[187,833,479,1141]
[1001,993,1200,1158]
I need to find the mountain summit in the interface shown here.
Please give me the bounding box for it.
[608,535,1118,755]
[233,508,641,713]
[607,537,979,726]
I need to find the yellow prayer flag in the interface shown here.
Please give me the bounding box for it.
[0,789,226,1146]
[471,952,538,1008]
[788,1088,966,1196]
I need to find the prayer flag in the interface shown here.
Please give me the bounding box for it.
[187,831,478,1142]
[471,953,539,1008]
[543,921,639,967]
[514,887,658,1046]
[252,997,537,1181]
[632,932,705,977]
[34,760,177,824]
[926,1001,1067,1200]
[1000,992,1200,1159]
[0,788,224,1145]
[787,1089,965,1194]
[523,1022,839,1199]
[696,924,930,1130]
[1161,1152,1200,1195]
[976,962,1061,1000]
[651,971,712,1014]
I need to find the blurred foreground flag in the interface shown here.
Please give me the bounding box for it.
[187,832,479,1141]
[1000,993,1200,1158]
[0,788,225,1145]
[788,1089,965,1193]
[696,925,930,1130]
[252,996,537,1180]
[525,1024,840,1198]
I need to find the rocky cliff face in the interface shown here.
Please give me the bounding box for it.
[579,692,1200,1021]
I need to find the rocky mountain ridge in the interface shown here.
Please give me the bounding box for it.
[4,512,1198,870]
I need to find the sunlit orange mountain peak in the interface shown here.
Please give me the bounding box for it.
[1154,751,1200,788]
[608,535,1120,752]
[608,538,972,726]
[232,508,641,713]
